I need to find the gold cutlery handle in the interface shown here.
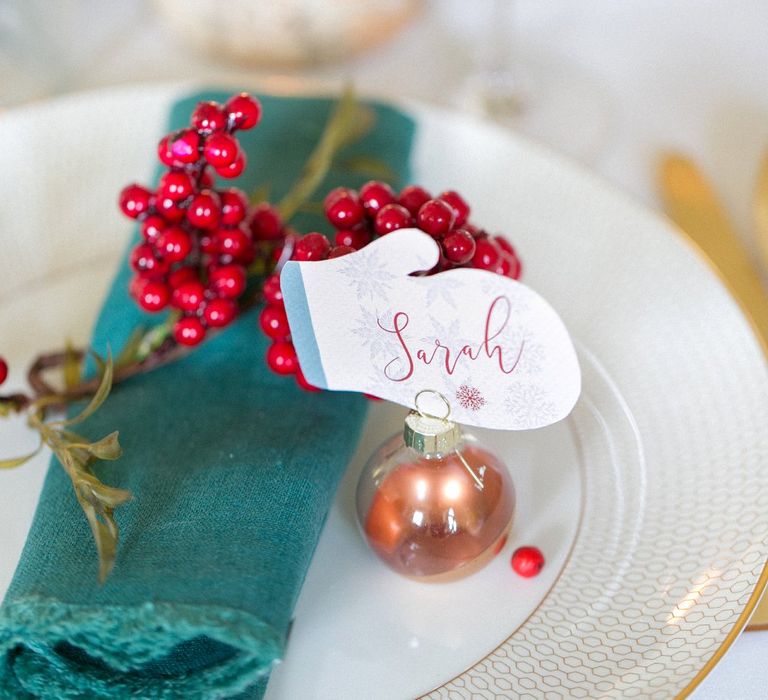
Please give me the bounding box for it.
[658,154,768,342]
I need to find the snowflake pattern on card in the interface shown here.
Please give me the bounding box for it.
[504,383,557,428]
[339,246,396,302]
[351,308,404,364]
[456,384,487,411]
[424,274,463,307]
[501,326,545,376]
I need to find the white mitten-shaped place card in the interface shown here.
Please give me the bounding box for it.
[280,228,580,430]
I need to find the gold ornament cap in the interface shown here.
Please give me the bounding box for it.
[404,390,461,455]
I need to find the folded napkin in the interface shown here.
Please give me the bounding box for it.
[0,91,415,699]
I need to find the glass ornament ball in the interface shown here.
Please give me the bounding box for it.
[356,410,515,582]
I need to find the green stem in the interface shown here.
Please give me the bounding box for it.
[276,85,374,222]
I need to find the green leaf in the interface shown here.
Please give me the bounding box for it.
[63,340,83,390]
[116,327,146,369]
[52,442,132,583]
[0,443,42,469]
[138,315,177,361]
[55,352,113,428]
[27,373,132,584]
[277,84,376,222]
[339,155,397,183]
[74,471,132,582]
[67,431,122,461]
[91,352,106,377]
[249,183,271,206]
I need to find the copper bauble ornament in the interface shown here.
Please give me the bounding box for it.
[356,393,515,581]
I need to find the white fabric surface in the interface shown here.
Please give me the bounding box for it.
[1,0,766,695]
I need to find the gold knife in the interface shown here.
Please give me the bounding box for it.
[658,153,768,630]
[658,154,768,340]
[755,153,768,272]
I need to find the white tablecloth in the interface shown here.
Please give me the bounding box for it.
[1,0,766,695]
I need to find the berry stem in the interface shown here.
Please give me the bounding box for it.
[276,85,374,222]
[0,293,263,414]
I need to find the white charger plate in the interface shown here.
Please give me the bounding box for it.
[1,82,767,699]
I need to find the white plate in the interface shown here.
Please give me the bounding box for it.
[1,82,767,699]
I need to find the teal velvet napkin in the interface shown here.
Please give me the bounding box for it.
[0,92,414,699]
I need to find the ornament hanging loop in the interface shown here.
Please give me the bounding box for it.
[414,389,452,422]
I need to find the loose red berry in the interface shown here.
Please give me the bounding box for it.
[250,203,284,240]
[158,171,194,201]
[375,203,413,235]
[130,243,169,278]
[472,237,501,270]
[259,305,291,339]
[215,153,246,179]
[168,266,197,288]
[439,190,470,227]
[186,190,221,229]
[417,199,455,238]
[209,264,246,298]
[141,214,167,244]
[203,298,238,328]
[225,93,262,130]
[328,245,355,259]
[0,357,9,385]
[293,232,331,261]
[204,133,239,167]
[215,226,252,261]
[155,195,186,223]
[219,188,249,226]
[296,367,320,392]
[335,227,370,249]
[359,180,395,216]
[267,340,298,375]
[174,316,206,346]
[262,274,283,306]
[119,184,153,219]
[171,280,206,312]
[169,129,201,164]
[137,280,170,312]
[156,226,192,263]
[191,101,227,134]
[442,229,476,264]
[398,185,431,215]
[511,546,545,577]
[325,191,365,228]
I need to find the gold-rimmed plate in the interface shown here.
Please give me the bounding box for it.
[1,82,767,698]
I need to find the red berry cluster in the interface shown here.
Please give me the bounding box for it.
[258,181,522,388]
[323,182,521,276]
[0,357,8,386]
[118,93,262,347]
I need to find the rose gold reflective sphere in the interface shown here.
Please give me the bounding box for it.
[356,433,515,581]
